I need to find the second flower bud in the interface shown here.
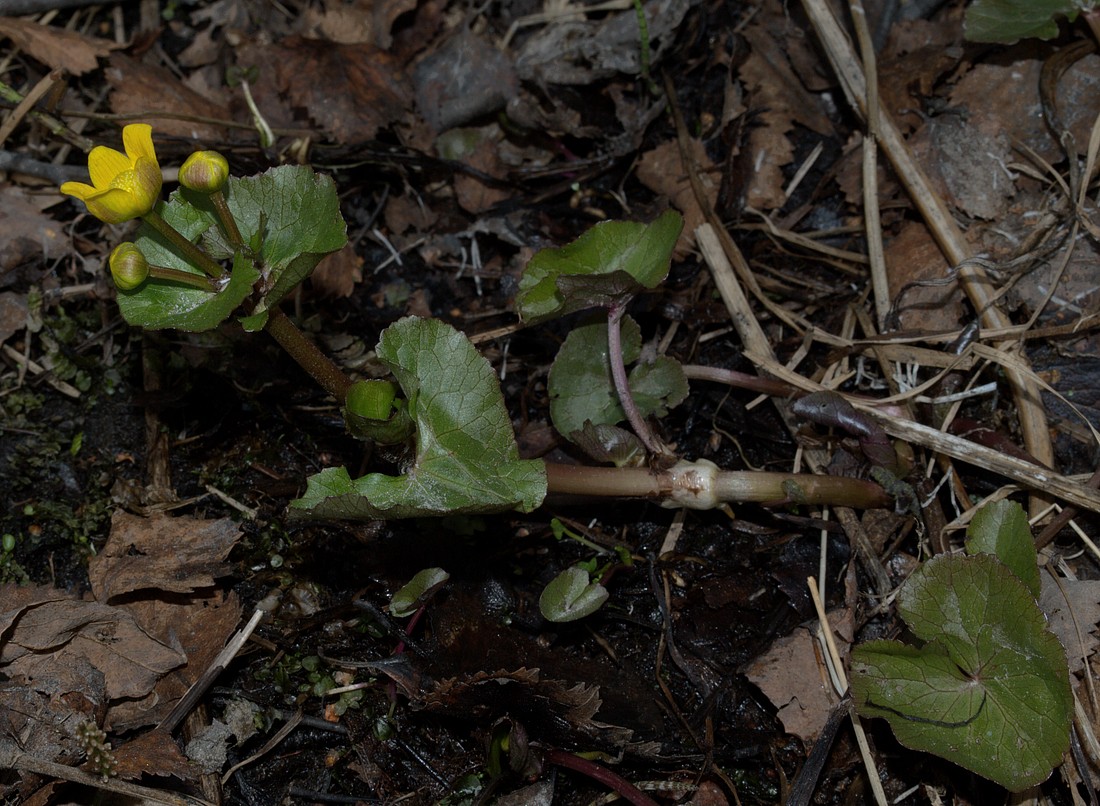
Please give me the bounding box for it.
[179,150,229,194]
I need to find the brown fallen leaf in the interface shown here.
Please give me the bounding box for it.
[106,589,242,732]
[88,511,241,602]
[1041,573,1100,674]
[883,220,965,331]
[112,727,198,781]
[0,187,65,272]
[0,17,117,76]
[298,0,418,50]
[738,19,832,211]
[106,54,231,142]
[236,36,411,144]
[743,609,851,744]
[636,138,716,252]
[310,243,364,299]
[0,590,185,702]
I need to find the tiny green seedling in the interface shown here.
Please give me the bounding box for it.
[390,567,451,618]
[539,566,609,622]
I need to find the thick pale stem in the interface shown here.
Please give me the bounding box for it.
[264,307,354,403]
[544,461,889,509]
[606,304,659,453]
[141,210,226,279]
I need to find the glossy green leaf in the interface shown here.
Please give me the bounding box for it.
[539,566,609,622]
[965,499,1040,598]
[292,317,547,519]
[964,0,1083,43]
[127,166,346,332]
[549,315,688,439]
[208,167,346,324]
[390,567,450,617]
[516,210,683,324]
[118,227,259,333]
[851,553,1071,792]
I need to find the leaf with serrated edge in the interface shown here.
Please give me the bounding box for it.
[292,317,546,519]
[517,210,682,324]
[851,553,1071,792]
[965,499,1040,598]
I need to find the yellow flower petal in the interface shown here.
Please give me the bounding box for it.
[87,145,131,190]
[133,156,163,203]
[123,124,157,165]
[83,187,146,225]
[59,181,97,201]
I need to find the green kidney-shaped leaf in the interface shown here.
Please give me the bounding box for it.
[516,210,683,324]
[205,166,346,324]
[292,317,546,519]
[965,499,1041,598]
[851,553,1071,792]
[549,315,687,440]
[964,0,1081,43]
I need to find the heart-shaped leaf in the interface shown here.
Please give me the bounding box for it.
[127,165,346,332]
[292,317,546,519]
[851,553,1071,791]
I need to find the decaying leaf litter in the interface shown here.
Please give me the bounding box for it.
[3,0,1100,802]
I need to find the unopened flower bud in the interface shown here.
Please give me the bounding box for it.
[346,379,398,420]
[108,242,149,291]
[179,150,229,193]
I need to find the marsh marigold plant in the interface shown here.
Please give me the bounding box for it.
[60,123,162,224]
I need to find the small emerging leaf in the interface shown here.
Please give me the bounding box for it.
[516,211,683,324]
[549,315,687,439]
[390,567,450,617]
[965,499,1040,598]
[539,566,609,622]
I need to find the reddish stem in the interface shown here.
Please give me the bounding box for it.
[606,303,660,453]
[541,747,659,806]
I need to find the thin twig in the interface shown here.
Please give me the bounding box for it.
[807,577,887,806]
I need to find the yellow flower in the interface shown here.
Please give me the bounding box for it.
[60,124,162,224]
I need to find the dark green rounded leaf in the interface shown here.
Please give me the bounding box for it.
[851,553,1071,791]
